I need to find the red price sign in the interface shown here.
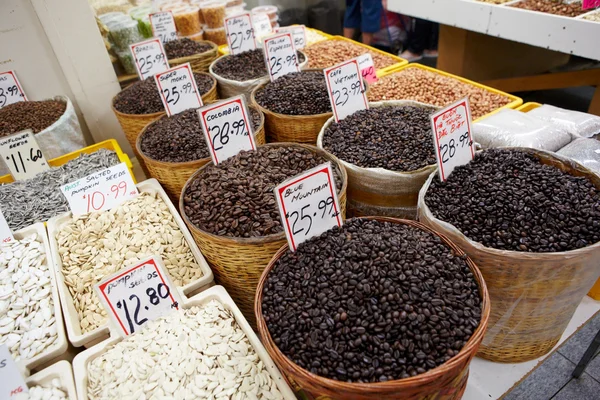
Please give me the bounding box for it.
[130,38,169,80]
[263,32,300,81]
[583,0,600,10]
[0,344,29,399]
[225,12,257,55]
[324,59,369,122]
[150,11,178,43]
[430,98,475,181]
[0,209,13,244]
[356,53,378,84]
[154,63,203,116]
[0,70,27,109]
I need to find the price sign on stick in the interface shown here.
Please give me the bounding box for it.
[95,256,183,337]
[130,38,169,80]
[0,130,50,181]
[324,60,368,122]
[225,13,257,55]
[154,63,203,116]
[252,13,272,41]
[0,209,13,244]
[0,71,27,109]
[430,98,475,181]
[275,163,342,251]
[198,95,256,164]
[0,344,29,398]
[61,163,138,216]
[275,25,307,49]
[356,53,377,84]
[150,11,178,44]
[263,32,299,81]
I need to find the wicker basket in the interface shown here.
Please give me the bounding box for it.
[168,40,219,73]
[255,217,490,400]
[179,143,348,325]
[418,148,600,363]
[137,104,266,202]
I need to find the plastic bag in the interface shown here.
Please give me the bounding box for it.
[473,108,572,152]
[528,104,600,139]
[557,138,600,174]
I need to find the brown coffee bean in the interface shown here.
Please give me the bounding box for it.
[0,100,66,136]
[164,38,213,59]
[510,0,588,17]
[212,49,305,82]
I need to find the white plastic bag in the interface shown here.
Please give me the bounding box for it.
[557,138,600,175]
[528,104,600,139]
[473,108,571,152]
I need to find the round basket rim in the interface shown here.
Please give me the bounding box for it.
[178,142,349,245]
[254,216,491,392]
[167,40,218,64]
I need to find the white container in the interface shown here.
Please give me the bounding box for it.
[73,285,296,400]
[47,178,214,348]
[6,223,69,373]
[26,360,77,400]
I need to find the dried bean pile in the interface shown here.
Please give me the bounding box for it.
[17,379,67,400]
[425,149,600,252]
[510,0,588,17]
[367,67,512,119]
[0,100,66,136]
[140,107,262,163]
[164,38,213,59]
[303,40,397,70]
[583,11,600,22]
[0,149,119,231]
[262,218,482,382]
[183,146,342,238]
[322,105,437,171]
[212,49,305,81]
[476,0,512,3]
[113,73,215,114]
[254,71,331,115]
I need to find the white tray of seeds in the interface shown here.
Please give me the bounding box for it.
[73,285,295,400]
[0,223,68,373]
[47,178,214,349]
[22,360,77,400]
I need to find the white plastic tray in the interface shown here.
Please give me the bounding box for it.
[47,178,214,348]
[26,360,78,400]
[73,285,296,400]
[4,223,69,373]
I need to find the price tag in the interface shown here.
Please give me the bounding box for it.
[356,53,378,84]
[225,13,257,55]
[60,162,138,216]
[130,38,169,80]
[0,71,27,109]
[275,25,307,49]
[0,209,13,244]
[150,11,178,44]
[583,0,600,10]
[95,256,183,337]
[154,63,203,116]
[263,32,300,81]
[198,95,256,164]
[0,344,29,399]
[252,13,272,41]
[0,130,50,181]
[324,59,368,122]
[275,163,342,251]
[430,98,475,181]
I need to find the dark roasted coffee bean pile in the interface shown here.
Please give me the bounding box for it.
[183,146,341,237]
[0,100,66,136]
[255,71,331,115]
[113,73,215,114]
[262,218,481,382]
[141,106,262,163]
[426,148,600,252]
[212,49,305,81]
[164,38,213,59]
[322,105,437,171]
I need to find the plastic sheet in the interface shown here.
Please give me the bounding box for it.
[473,108,572,152]
[557,138,600,174]
[528,104,600,139]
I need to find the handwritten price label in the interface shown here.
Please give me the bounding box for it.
[0,71,27,109]
[95,256,183,337]
[198,95,256,164]
[155,63,203,116]
[263,32,299,81]
[583,0,600,10]
[0,209,13,244]
[275,25,307,49]
[252,13,272,41]
[431,98,475,181]
[275,163,342,251]
[356,53,377,84]
[0,130,50,181]
[225,13,257,55]
[60,162,138,216]
[130,38,169,80]
[150,11,178,44]
[324,60,368,122]
[0,344,29,399]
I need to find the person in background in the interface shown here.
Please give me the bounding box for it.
[343,0,383,46]
[399,18,439,61]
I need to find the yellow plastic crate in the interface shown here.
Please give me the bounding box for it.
[516,102,542,113]
[0,139,135,184]
[379,63,523,121]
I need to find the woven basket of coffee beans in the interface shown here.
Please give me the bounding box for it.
[255,217,490,400]
[209,48,308,100]
[418,147,600,363]
[179,142,348,324]
[317,100,439,219]
[166,39,219,73]
[137,103,265,201]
